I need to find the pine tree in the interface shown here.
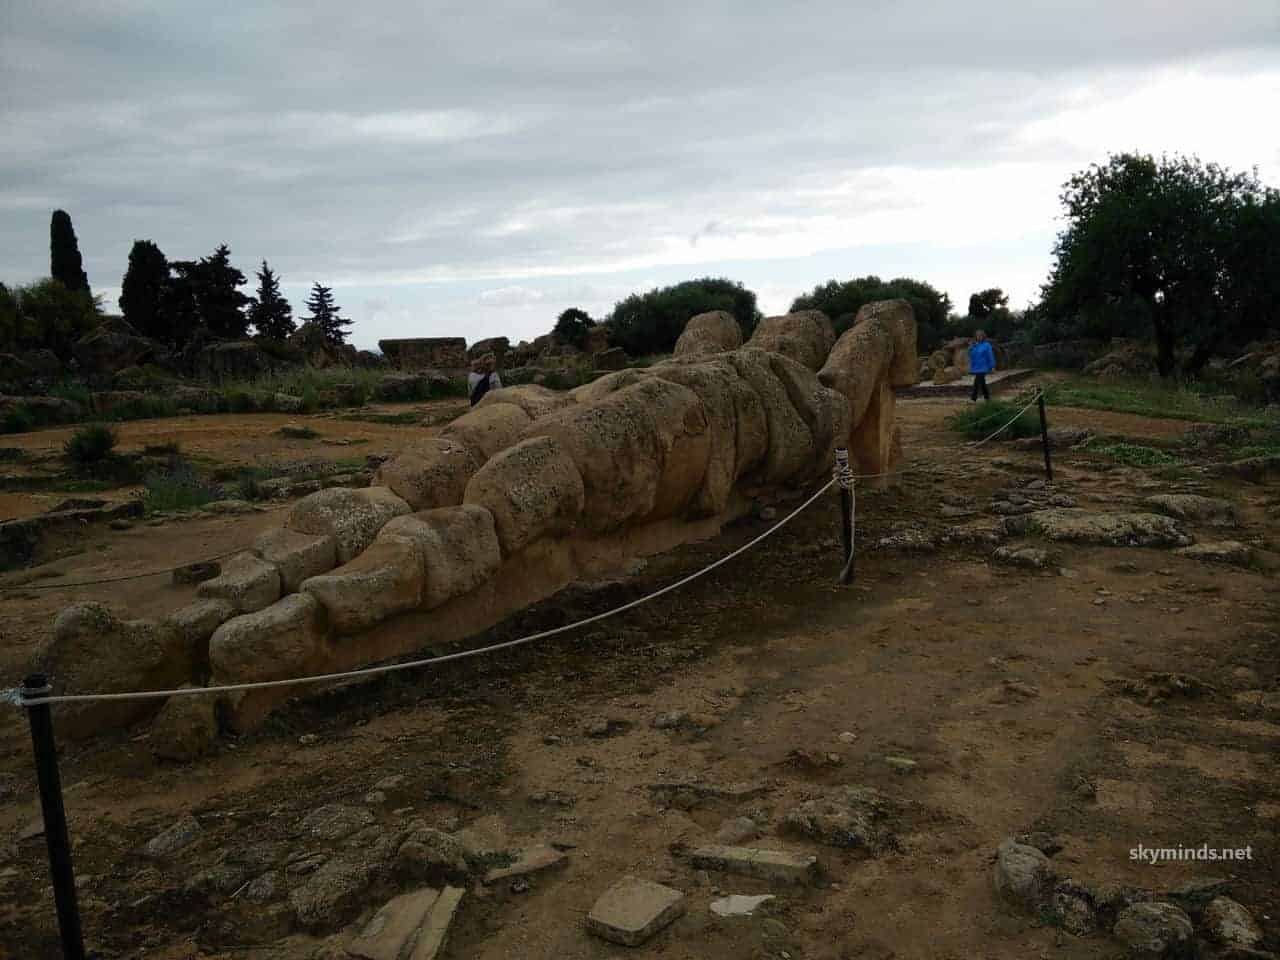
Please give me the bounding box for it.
[50,210,90,295]
[248,261,295,341]
[303,283,352,347]
[119,240,170,340]
[199,244,251,339]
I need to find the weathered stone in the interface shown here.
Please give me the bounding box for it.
[1113,901,1194,956]
[441,402,531,460]
[992,545,1055,569]
[379,337,467,371]
[586,876,686,946]
[296,804,376,841]
[143,816,201,858]
[1176,540,1254,566]
[569,368,650,404]
[463,436,584,554]
[348,887,463,960]
[747,310,836,370]
[819,312,894,426]
[710,893,775,918]
[35,603,190,738]
[208,593,327,683]
[378,505,500,609]
[150,687,218,762]
[396,824,473,884]
[1015,509,1192,547]
[1204,896,1263,947]
[765,350,847,476]
[1144,494,1238,527]
[286,486,411,563]
[525,377,710,529]
[993,839,1055,911]
[593,346,628,370]
[714,816,759,845]
[73,321,154,376]
[781,786,895,852]
[730,348,815,484]
[1050,880,1096,936]
[674,310,743,357]
[476,383,575,419]
[195,552,282,614]
[468,336,510,360]
[373,439,484,512]
[164,599,235,661]
[252,527,337,593]
[483,844,566,885]
[290,856,383,930]
[687,845,819,885]
[301,536,424,633]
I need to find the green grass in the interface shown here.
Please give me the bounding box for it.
[278,424,318,439]
[1042,376,1277,429]
[1080,437,1182,468]
[142,457,224,514]
[947,400,1042,441]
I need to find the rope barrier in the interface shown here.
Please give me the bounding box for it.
[11,478,839,708]
[963,391,1045,447]
[0,549,245,593]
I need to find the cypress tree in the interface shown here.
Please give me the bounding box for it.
[50,210,90,295]
[119,240,170,340]
[303,283,352,347]
[248,261,295,341]
[200,244,251,339]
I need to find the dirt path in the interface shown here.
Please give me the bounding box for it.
[0,396,1276,959]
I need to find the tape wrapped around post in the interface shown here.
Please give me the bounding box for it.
[834,448,856,584]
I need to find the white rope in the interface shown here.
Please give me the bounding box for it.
[964,391,1044,447]
[13,478,839,708]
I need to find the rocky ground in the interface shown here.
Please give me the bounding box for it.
[0,391,1276,959]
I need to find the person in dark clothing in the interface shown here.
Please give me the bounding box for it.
[968,330,995,402]
[468,354,502,406]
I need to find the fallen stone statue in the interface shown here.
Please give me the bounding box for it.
[34,301,917,738]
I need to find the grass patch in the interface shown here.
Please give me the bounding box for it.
[63,423,118,465]
[338,409,422,426]
[1080,437,1182,468]
[142,457,224,514]
[142,441,182,456]
[947,400,1042,441]
[278,424,319,439]
[1042,376,1276,428]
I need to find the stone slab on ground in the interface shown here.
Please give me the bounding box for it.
[482,843,567,885]
[586,876,686,946]
[688,845,820,885]
[710,893,775,917]
[894,368,1035,398]
[346,886,464,960]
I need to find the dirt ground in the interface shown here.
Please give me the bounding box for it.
[0,390,1276,959]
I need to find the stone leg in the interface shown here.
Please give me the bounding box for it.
[849,381,900,488]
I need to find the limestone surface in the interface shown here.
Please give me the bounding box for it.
[209,593,327,683]
[463,436,585,554]
[373,438,484,512]
[673,309,743,357]
[195,551,282,614]
[286,486,411,562]
[379,505,501,609]
[301,536,424,633]
[688,845,820,885]
[747,309,835,370]
[476,383,576,419]
[441,402,532,460]
[150,686,218,762]
[586,876,686,946]
[252,527,337,593]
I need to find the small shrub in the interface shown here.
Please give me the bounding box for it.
[104,395,180,422]
[2,405,34,434]
[278,424,318,439]
[947,401,1042,441]
[64,423,118,465]
[142,456,223,513]
[225,389,256,413]
[235,468,268,501]
[299,384,320,414]
[142,440,181,456]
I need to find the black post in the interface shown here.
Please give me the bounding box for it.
[1037,394,1054,483]
[22,675,86,960]
[835,448,855,585]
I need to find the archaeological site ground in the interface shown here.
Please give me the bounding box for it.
[0,308,1276,960]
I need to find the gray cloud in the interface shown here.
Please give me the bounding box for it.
[2,1,1278,345]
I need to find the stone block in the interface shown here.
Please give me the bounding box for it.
[252,527,338,593]
[301,537,424,634]
[379,505,500,609]
[286,486,411,563]
[586,876,686,946]
[196,552,282,614]
[441,402,531,460]
[374,439,483,512]
[687,845,819,885]
[209,593,328,683]
[463,436,584,554]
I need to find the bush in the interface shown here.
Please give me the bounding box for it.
[1081,438,1181,468]
[553,308,595,349]
[791,275,953,350]
[64,423,118,465]
[142,456,223,513]
[608,277,760,356]
[1,405,34,434]
[947,400,1042,441]
[235,468,268,501]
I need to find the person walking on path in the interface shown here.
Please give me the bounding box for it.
[968,330,996,402]
[468,354,502,406]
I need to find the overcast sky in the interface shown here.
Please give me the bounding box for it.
[3,2,1278,350]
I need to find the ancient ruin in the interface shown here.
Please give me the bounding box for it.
[36,302,917,736]
[377,337,469,371]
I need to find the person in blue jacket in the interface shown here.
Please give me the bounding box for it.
[968,330,996,402]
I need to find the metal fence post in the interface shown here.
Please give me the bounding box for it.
[835,449,855,585]
[21,674,86,960]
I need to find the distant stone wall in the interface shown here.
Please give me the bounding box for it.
[38,302,918,738]
[378,337,468,371]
